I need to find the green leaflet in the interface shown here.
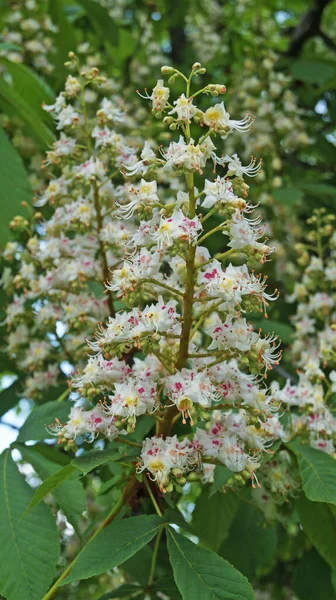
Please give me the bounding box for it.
[17,399,71,442]
[292,549,336,600]
[0,79,53,147]
[296,495,336,570]
[63,515,164,584]
[0,128,33,247]
[289,441,336,505]
[18,445,86,534]
[0,450,59,600]
[23,464,77,516]
[72,447,121,474]
[167,528,255,600]
[219,503,277,581]
[192,489,240,551]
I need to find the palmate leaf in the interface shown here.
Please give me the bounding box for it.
[0,450,59,600]
[63,515,164,584]
[167,528,255,600]
[289,441,336,505]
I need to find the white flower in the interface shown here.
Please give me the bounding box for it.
[201,177,236,208]
[203,102,253,136]
[168,94,197,122]
[223,153,262,177]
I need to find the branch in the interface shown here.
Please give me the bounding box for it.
[286,0,334,56]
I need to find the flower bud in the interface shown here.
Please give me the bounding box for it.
[161,66,175,74]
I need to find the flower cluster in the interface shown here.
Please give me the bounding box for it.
[2,55,142,400]
[48,63,291,495]
[0,0,57,75]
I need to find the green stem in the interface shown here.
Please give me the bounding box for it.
[148,528,164,587]
[197,224,226,245]
[116,437,142,448]
[55,387,70,403]
[141,278,184,297]
[143,476,163,517]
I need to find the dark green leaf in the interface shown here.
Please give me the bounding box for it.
[72,447,121,474]
[122,544,153,586]
[220,503,277,580]
[291,60,336,84]
[49,0,78,82]
[0,450,59,600]
[0,378,21,417]
[0,80,53,147]
[296,495,336,570]
[23,464,77,516]
[299,183,336,198]
[167,528,255,600]
[18,445,86,533]
[0,127,33,247]
[209,465,232,497]
[292,549,336,600]
[76,0,119,47]
[17,399,71,442]
[193,489,239,551]
[63,515,163,584]
[1,58,55,120]
[289,441,336,505]
[273,187,304,206]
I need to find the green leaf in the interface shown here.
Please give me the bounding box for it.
[251,318,294,344]
[299,183,336,198]
[167,528,255,600]
[292,549,336,600]
[48,0,78,82]
[1,58,55,120]
[23,464,77,516]
[0,378,21,417]
[76,0,119,47]
[273,187,304,206]
[0,450,59,600]
[291,60,336,85]
[192,490,239,551]
[296,495,336,570]
[289,441,336,505]
[0,128,33,247]
[122,544,153,586]
[152,577,182,599]
[17,399,71,442]
[0,79,53,147]
[72,447,121,475]
[18,445,86,533]
[220,503,277,580]
[63,515,163,584]
[209,465,232,497]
